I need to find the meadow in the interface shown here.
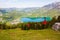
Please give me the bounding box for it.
[0,28,60,40]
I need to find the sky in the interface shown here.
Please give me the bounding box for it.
[0,0,60,8]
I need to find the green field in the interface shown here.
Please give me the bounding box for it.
[0,28,60,40]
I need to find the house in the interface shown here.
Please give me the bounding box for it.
[52,22,60,31]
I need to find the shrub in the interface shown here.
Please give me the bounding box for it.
[0,22,17,29]
[21,23,28,30]
[17,23,23,28]
[21,22,48,30]
[48,16,57,27]
[5,24,17,29]
[0,23,6,29]
[57,16,60,22]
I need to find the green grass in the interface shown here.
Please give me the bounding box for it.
[0,28,60,40]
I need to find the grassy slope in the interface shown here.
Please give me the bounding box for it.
[0,28,60,40]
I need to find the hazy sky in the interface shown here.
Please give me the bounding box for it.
[0,0,60,8]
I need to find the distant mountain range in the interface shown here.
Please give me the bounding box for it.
[0,2,60,22]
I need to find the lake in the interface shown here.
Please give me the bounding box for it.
[20,17,52,22]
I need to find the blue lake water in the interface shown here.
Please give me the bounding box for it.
[20,17,52,22]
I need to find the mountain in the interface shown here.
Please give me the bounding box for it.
[37,2,60,17]
[0,2,60,22]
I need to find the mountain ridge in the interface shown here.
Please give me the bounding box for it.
[0,2,60,22]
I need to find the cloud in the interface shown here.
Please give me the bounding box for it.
[0,0,60,8]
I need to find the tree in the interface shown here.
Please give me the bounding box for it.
[49,16,57,26]
[57,16,60,22]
